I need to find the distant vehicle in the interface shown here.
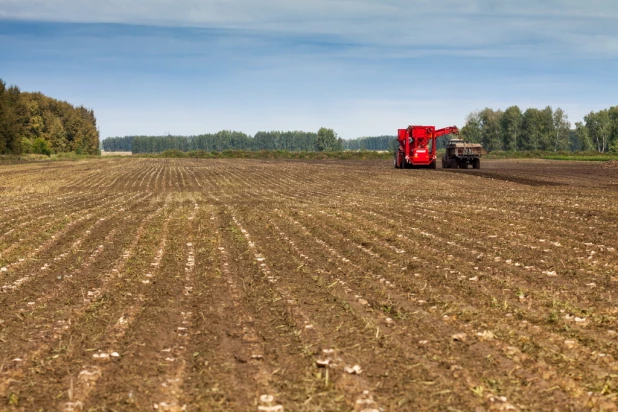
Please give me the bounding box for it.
[442,138,483,169]
[394,125,459,169]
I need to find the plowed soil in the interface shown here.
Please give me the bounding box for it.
[1,158,618,411]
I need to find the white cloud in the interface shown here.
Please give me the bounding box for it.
[2,0,618,57]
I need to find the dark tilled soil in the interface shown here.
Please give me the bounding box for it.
[1,158,617,411]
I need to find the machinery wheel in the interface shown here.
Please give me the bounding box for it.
[473,159,481,169]
[429,160,437,169]
[393,151,399,168]
[441,159,446,168]
[450,159,459,169]
[460,162,468,169]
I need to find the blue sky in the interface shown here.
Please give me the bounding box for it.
[1,1,618,140]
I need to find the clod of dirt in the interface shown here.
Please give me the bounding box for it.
[602,160,618,169]
[451,333,467,342]
[344,365,362,374]
[316,359,330,367]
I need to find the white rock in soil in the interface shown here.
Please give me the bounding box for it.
[344,365,362,374]
[316,359,330,367]
[259,395,274,403]
[0,267,7,273]
[258,406,283,412]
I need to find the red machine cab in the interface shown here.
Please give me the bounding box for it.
[394,125,459,169]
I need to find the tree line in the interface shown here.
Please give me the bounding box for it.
[343,135,397,151]
[461,105,618,153]
[0,79,100,155]
[104,128,343,154]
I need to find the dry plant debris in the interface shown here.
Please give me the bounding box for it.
[0,158,617,410]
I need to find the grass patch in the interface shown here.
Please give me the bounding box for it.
[479,150,618,161]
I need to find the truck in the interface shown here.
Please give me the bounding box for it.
[394,125,459,169]
[442,138,483,169]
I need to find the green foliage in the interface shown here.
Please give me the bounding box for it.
[316,127,342,152]
[343,135,396,151]
[464,104,618,153]
[0,80,26,155]
[102,136,135,151]
[125,130,320,154]
[0,78,100,155]
[160,149,187,158]
[32,137,51,156]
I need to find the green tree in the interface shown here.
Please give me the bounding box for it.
[478,108,503,151]
[574,122,593,151]
[316,127,340,151]
[501,106,522,151]
[461,111,482,143]
[585,110,611,153]
[520,108,543,150]
[608,106,618,152]
[0,80,25,155]
[552,107,570,152]
[32,137,51,156]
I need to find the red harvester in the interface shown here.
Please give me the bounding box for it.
[394,125,459,169]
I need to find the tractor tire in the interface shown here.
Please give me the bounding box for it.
[429,160,437,169]
[450,159,459,169]
[473,159,481,169]
[441,159,446,168]
[393,151,399,168]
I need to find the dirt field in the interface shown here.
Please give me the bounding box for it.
[1,158,617,411]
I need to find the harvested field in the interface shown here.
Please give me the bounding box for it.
[1,158,618,411]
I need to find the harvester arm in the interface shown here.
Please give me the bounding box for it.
[433,126,459,138]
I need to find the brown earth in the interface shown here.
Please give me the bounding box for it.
[1,158,618,411]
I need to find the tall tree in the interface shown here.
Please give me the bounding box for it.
[608,106,618,152]
[479,108,503,151]
[552,107,570,151]
[520,108,542,150]
[538,106,555,150]
[0,81,25,155]
[501,105,522,151]
[585,110,611,153]
[316,127,340,152]
[461,111,482,143]
[574,122,593,151]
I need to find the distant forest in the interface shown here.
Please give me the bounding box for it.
[103,132,400,154]
[104,105,618,155]
[104,129,345,154]
[0,79,100,155]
